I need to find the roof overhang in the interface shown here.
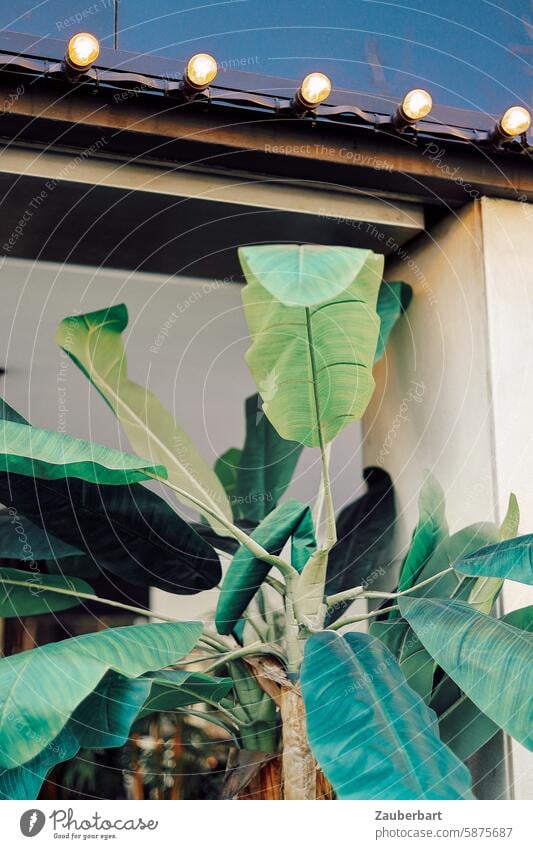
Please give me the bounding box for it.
[0,30,531,277]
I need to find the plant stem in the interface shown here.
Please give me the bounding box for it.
[200,633,233,652]
[1,578,230,655]
[328,602,400,630]
[264,575,286,596]
[325,585,365,607]
[325,566,455,609]
[243,609,269,642]
[151,475,297,581]
[0,577,183,623]
[201,642,269,674]
[319,442,337,550]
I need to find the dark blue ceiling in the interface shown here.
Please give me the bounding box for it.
[1,0,531,115]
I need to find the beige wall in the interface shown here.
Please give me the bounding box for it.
[364,197,533,799]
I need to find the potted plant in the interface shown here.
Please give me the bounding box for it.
[0,245,530,800]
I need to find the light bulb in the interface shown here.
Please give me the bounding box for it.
[185,53,218,90]
[66,32,100,71]
[499,106,531,138]
[401,88,433,122]
[299,72,332,108]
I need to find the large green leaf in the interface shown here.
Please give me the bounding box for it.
[239,245,383,447]
[0,507,83,561]
[56,305,232,533]
[0,420,166,484]
[0,474,221,594]
[394,474,448,601]
[467,493,519,613]
[326,467,396,621]
[0,725,79,800]
[397,523,498,701]
[291,506,316,572]
[375,281,412,362]
[437,606,533,761]
[0,567,94,617]
[215,447,242,505]
[138,669,233,719]
[301,630,473,799]
[0,620,202,772]
[399,597,533,750]
[456,533,533,587]
[216,499,312,634]
[0,674,150,800]
[216,394,303,523]
[0,400,221,594]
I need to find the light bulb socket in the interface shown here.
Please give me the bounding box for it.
[391,105,416,132]
[290,90,318,116]
[179,77,210,98]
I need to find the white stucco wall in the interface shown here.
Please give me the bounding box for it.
[363,198,533,799]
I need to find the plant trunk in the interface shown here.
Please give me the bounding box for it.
[280,686,318,799]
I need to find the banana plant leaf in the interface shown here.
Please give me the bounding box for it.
[397,523,498,702]
[0,725,79,800]
[301,630,473,799]
[227,660,278,752]
[239,245,383,446]
[0,474,221,594]
[374,281,413,362]
[325,467,396,621]
[190,518,257,557]
[56,305,232,534]
[399,597,533,750]
[215,394,303,523]
[215,447,242,504]
[291,507,316,571]
[467,494,519,614]
[0,401,221,594]
[0,419,167,484]
[436,605,533,761]
[392,474,448,612]
[0,567,94,617]
[0,507,83,560]
[0,674,150,801]
[455,533,533,587]
[138,669,233,719]
[215,499,313,634]
[0,620,202,774]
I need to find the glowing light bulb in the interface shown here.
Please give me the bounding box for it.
[185,53,218,90]
[499,105,531,137]
[299,72,332,108]
[401,88,433,122]
[66,32,100,71]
